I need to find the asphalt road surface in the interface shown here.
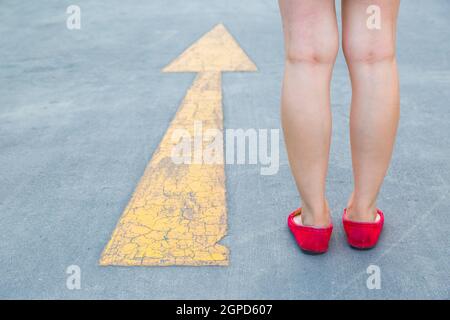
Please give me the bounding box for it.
[0,0,449,299]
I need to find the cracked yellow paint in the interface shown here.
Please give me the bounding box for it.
[99,23,256,266]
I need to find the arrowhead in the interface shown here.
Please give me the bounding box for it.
[163,23,257,73]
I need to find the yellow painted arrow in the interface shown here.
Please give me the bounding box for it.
[100,24,257,266]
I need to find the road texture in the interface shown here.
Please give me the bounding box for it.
[0,0,449,299]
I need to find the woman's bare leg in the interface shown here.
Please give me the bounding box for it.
[342,0,400,221]
[279,0,338,227]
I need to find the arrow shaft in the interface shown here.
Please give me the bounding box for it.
[100,71,228,266]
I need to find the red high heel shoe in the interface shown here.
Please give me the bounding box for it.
[287,208,333,254]
[342,208,384,249]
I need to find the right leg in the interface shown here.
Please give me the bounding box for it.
[279,0,339,227]
[342,0,400,222]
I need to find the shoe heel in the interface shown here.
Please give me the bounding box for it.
[342,208,384,249]
[288,208,333,254]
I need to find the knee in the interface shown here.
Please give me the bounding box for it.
[343,38,396,65]
[285,34,338,65]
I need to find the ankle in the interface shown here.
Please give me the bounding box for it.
[346,203,378,222]
[298,202,331,227]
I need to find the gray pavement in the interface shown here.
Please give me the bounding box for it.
[0,0,449,299]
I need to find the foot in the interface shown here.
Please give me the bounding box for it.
[345,192,380,222]
[293,201,331,228]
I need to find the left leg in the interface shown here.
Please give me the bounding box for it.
[342,0,400,221]
[279,0,339,227]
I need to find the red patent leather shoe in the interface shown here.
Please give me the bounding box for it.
[287,208,333,254]
[342,208,384,249]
